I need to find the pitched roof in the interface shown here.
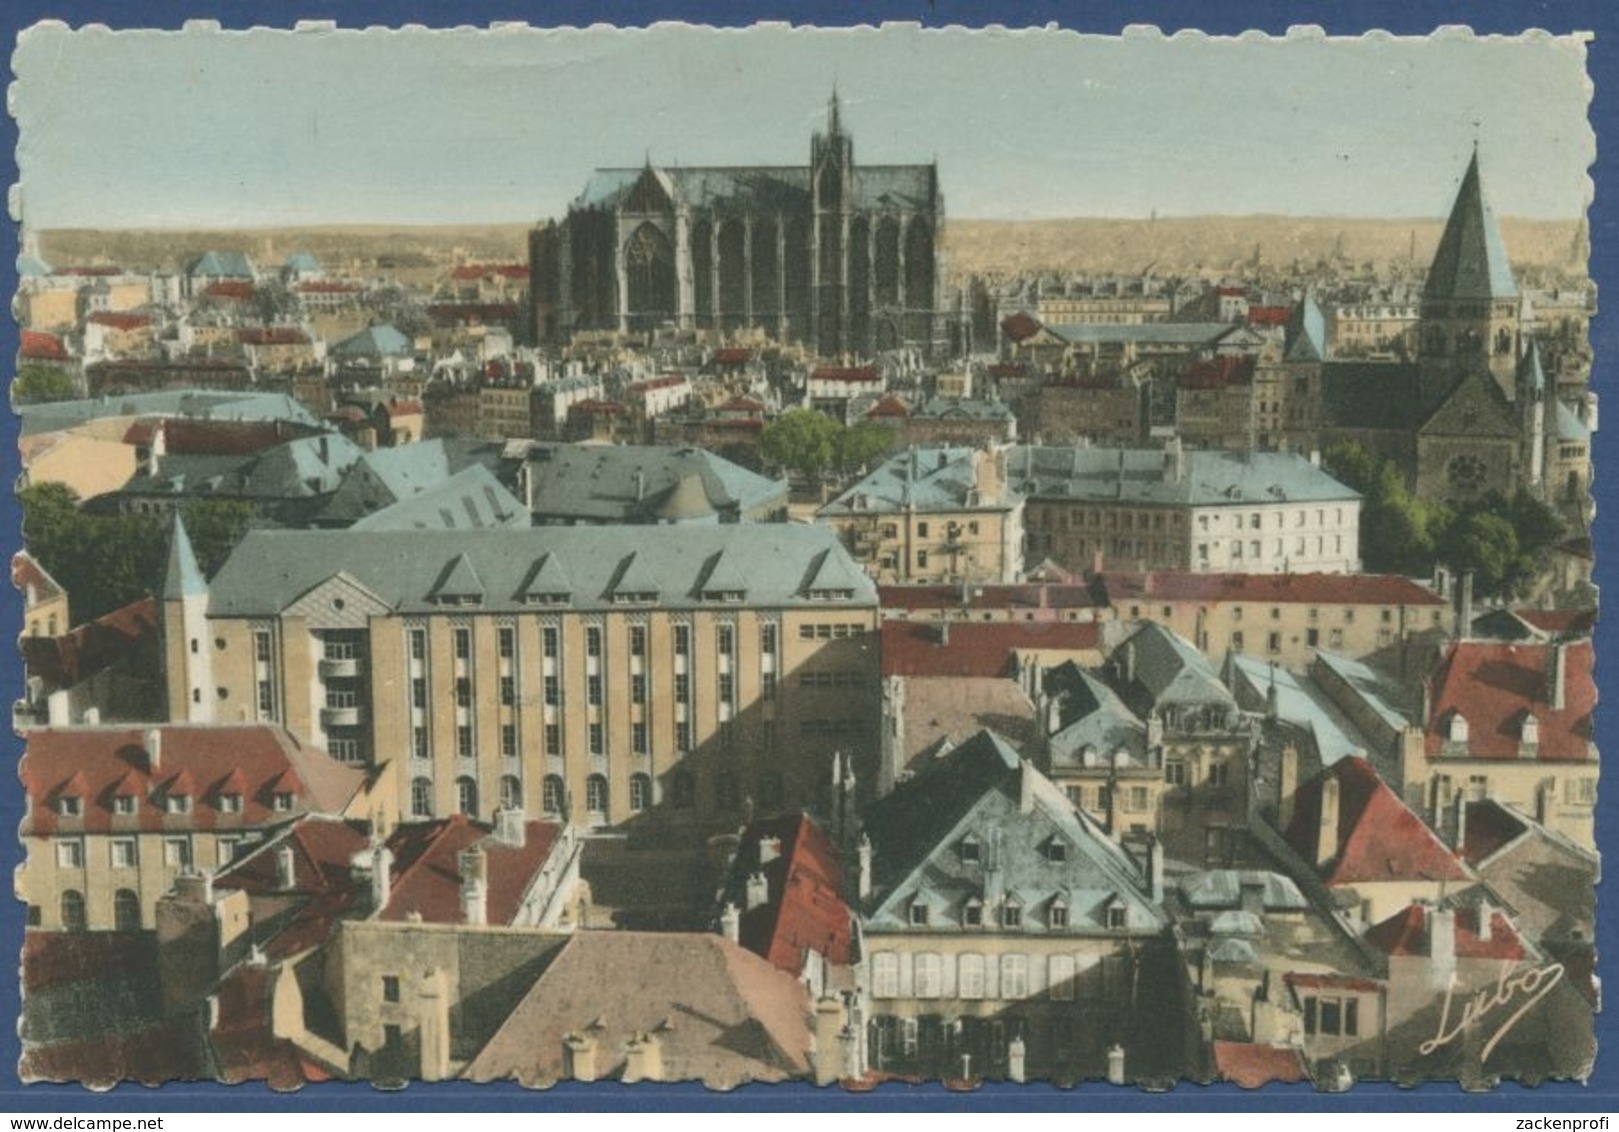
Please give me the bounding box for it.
[1364,902,1525,962]
[21,596,158,692]
[209,964,335,1087]
[878,582,1103,614]
[880,620,1100,679]
[1424,151,1518,302]
[463,932,813,1087]
[378,815,563,926]
[526,445,784,523]
[18,390,318,437]
[87,311,152,332]
[208,525,877,616]
[13,551,65,602]
[1042,662,1147,768]
[860,729,1162,934]
[819,446,1016,516]
[349,465,526,532]
[20,725,365,836]
[722,813,855,973]
[163,514,208,599]
[1006,446,1358,507]
[1284,295,1327,362]
[332,324,411,359]
[1107,621,1234,715]
[20,330,69,361]
[1282,757,1470,886]
[1555,400,1591,443]
[1106,571,1443,607]
[1212,1042,1308,1088]
[188,250,255,279]
[1424,639,1594,761]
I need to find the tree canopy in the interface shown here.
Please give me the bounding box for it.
[761,410,896,482]
[12,365,78,406]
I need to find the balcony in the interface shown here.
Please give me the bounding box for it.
[321,704,366,728]
[319,656,362,679]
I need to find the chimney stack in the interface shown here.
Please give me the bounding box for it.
[1107,1044,1127,1086]
[622,1032,664,1084]
[1147,835,1164,905]
[1278,744,1299,831]
[144,728,163,773]
[276,843,297,891]
[856,834,872,902]
[459,846,488,926]
[745,872,769,911]
[563,1033,598,1083]
[370,843,393,912]
[758,836,782,867]
[1317,774,1341,866]
[1457,572,1475,639]
[719,902,740,943]
[495,807,527,849]
[1476,900,1494,942]
[1550,642,1569,712]
[1428,905,1457,988]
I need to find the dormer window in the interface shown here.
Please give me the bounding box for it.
[524,592,570,607]
[610,591,658,605]
[909,900,931,927]
[166,793,191,816]
[807,587,855,602]
[960,834,982,864]
[1447,711,1470,744]
[1043,836,1068,863]
[1002,897,1023,929]
[113,796,136,817]
[1049,897,1070,929]
[963,897,984,927]
[272,792,295,813]
[57,795,81,818]
[218,793,242,814]
[1520,713,1540,746]
[1107,900,1127,930]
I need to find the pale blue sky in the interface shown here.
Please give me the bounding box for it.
[11,23,1594,227]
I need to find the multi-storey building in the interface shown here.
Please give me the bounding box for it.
[1009,443,1362,575]
[161,518,879,832]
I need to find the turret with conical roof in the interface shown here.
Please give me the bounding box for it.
[163,512,208,600]
[161,514,214,722]
[1519,339,1548,490]
[1418,149,1523,401]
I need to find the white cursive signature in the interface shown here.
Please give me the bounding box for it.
[1419,960,1565,1063]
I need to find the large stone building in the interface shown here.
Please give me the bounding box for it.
[160,517,879,832]
[531,94,945,357]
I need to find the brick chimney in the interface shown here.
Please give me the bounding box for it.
[1428,905,1456,989]
[563,1032,598,1082]
[459,846,488,926]
[370,842,393,912]
[758,835,782,867]
[1456,572,1474,639]
[1549,642,1569,712]
[856,834,872,902]
[144,727,163,773]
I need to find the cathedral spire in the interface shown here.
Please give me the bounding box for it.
[828,85,842,137]
[1425,149,1518,302]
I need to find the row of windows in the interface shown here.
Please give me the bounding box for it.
[870,952,1090,1001]
[55,889,142,932]
[52,790,291,819]
[53,834,223,871]
[408,767,792,820]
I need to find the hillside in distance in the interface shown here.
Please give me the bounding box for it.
[39,215,1588,286]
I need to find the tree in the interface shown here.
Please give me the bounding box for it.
[12,365,77,405]
[20,483,166,624]
[836,420,898,474]
[1437,511,1521,597]
[181,499,256,579]
[761,409,841,482]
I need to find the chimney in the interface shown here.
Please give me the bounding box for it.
[1452,793,1469,850]
[370,843,393,912]
[811,996,844,1087]
[719,902,740,943]
[144,728,163,773]
[1457,572,1475,639]
[1428,905,1457,987]
[745,871,769,911]
[856,834,872,902]
[1107,1043,1127,1086]
[1278,744,1299,831]
[1008,1035,1027,1084]
[276,843,297,891]
[418,967,451,1083]
[1019,762,1035,815]
[563,1033,598,1083]
[1146,835,1164,905]
[495,807,527,849]
[1316,773,1340,866]
[1549,643,1569,712]
[622,1032,664,1084]
[1476,899,1494,942]
[459,846,488,926]
[1123,641,1137,686]
[758,836,782,867]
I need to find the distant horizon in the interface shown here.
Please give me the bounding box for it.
[13,25,1593,229]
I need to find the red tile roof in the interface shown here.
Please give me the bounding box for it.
[214,817,373,958]
[21,596,157,691]
[717,396,766,414]
[712,348,754,364]
[732,813,855,974]
[205,281,256,301]
[881,619,1101,678]
[1459,798,1529,864]
[1365,902,1526,962]
[20,330,69,361]
[810,366,881,383]
[237,326,310,346]
[1000,313,1044,344]
[1283,971,1384,994]
[450,263,527,281]
[55,265,122,277]
[21,725,364,837]
[210,964,335,1087]
[148,417,307,456]
[1514,608,1596,636]
[1283,757,1470,886]
[866,395,911,419]
[1424,640,1595,762]
[378,814,564,926]
[627,373,690,393]
[1181,354,1256,389]
[879,582,1103,614]
[1247,305,1292,327]
[1212,1041,1308,1088]
[87,311,152,332]
[1106,571,1443,607]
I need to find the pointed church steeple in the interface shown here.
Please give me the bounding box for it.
[828,86,843,139]
[1425,149,1518,303]
[163,513,207,599]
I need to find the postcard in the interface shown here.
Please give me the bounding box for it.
[5,20,1600,1097]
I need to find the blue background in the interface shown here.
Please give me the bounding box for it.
[0,0,1613,1113]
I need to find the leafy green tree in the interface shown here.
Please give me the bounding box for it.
[761,409,841,481]
[20,483,166,624]
[181,499,256,578]
[12,365,77,405]
[836,420,898,474]
[1437,511,1521,597]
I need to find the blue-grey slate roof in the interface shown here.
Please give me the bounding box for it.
[188,250,255,279]
[1179,869,1308,912]
[528,444,786,524]
[1518,340,1548,394]
[1107,622,1235,716]
[1223,653,1368,767]
[205,524,876,617]
[1310,651,1411,735]
[819,446,1017,517]
[1285,295,1327,362]
[1007,446,1358,508]
[912,397,1015,422]
[1555,400,1590,443]
[123,432,362,501]
[284,251,323,274]
[576,163,936,215]
[1045,322,1236,347]
[1042,662,1149,769]
[348,465,527,532]
[163,514,207,599]
[332,324,412,359]
[19,391,318,437]
[861,729,1165,936]
[16,253,51,278]
[1424,152,1518,302]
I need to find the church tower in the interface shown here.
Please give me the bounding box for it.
[161,514,214,723]
[1518,338,1548,492]
[1418,149,1521,404]
[811,90,855,357]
